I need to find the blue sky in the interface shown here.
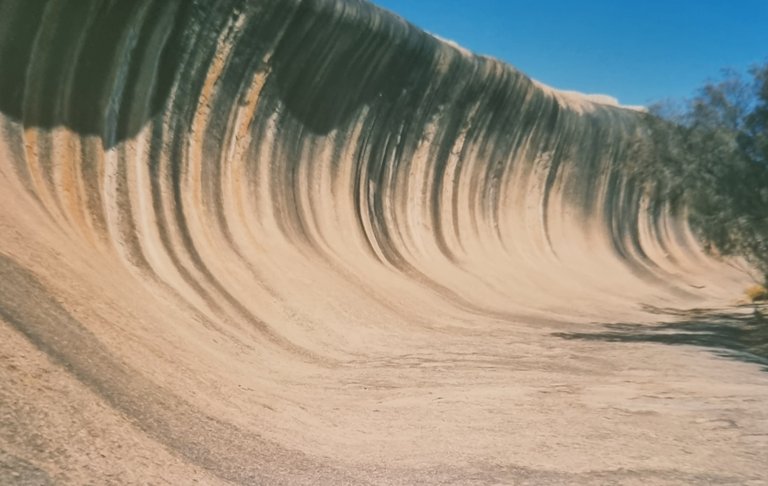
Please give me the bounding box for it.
[371,0,768,106]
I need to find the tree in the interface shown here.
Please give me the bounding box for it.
[640,62,768,285]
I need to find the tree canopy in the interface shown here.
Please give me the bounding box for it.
[640,62,768,285]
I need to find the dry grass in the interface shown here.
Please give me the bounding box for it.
[746,285,768,302]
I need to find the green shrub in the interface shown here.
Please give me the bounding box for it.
[637,62,768,284]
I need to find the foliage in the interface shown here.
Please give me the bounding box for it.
[638,62,768,283]
[746,285,768,302]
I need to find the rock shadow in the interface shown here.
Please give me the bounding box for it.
[554,305,768,371]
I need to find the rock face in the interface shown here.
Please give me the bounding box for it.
[0,1,766,485]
